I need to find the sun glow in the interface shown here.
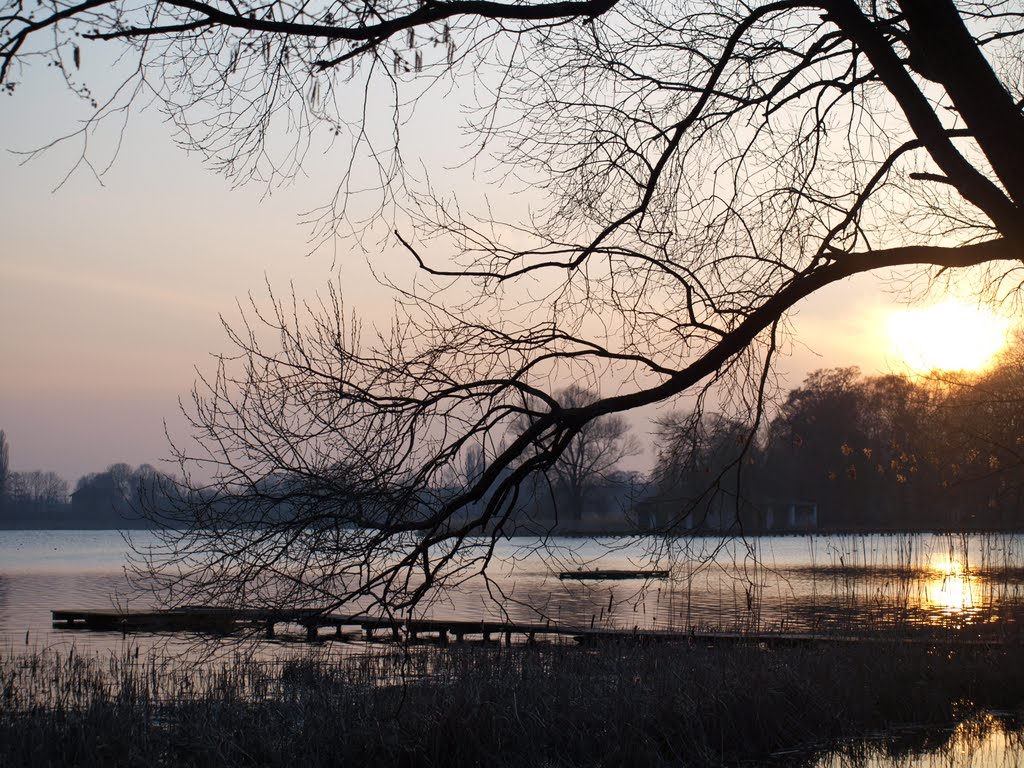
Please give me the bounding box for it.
[887,300,1011,374]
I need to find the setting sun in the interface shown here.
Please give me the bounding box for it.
[887,300,1011,374]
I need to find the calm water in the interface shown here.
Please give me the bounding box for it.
[4,529,1024,648]
[3,529,1024,766]
[800,712,1024,767]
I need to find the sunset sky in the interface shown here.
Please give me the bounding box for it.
[0,55,1012,486]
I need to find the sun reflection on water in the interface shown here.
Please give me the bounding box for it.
[925,559,983,618]
[809,711,1024,767]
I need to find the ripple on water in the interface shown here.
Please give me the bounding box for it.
[5,530,1024,650]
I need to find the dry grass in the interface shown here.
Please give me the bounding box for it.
[3,638,1024,767]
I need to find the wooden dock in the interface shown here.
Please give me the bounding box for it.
[52,607,568,644]
[52,607,1010,648]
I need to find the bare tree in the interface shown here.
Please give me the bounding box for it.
[6,470,68,508]
[523,385,640,522]
[650,410,761,531]
[5,1,1024,614]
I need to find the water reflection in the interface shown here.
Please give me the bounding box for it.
[293,533,1024,638]
[806,712,1024,767]
[5,530,1024,647]
[925,558,982,618]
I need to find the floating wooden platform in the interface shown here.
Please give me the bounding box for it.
[558,569,670,581]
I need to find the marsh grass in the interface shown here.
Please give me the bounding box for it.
[797,710,1024,768]
[3,639,1024,767]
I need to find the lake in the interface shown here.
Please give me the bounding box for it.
[4,529,1024,767]
[4,529,1024,649]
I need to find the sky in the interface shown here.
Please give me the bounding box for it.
[0,49,995,487]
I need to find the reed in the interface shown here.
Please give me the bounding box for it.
[3,638,1023,767]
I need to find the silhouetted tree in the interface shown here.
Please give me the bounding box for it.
[73,463,178,525]
[759,366,1021,529]
[920,333,1024,525]
[0,430,8,506]
[6,0,1024,612]
[761,368,862,521]
[652,412,759,531]
[521,385,640,522]
[6,471,68,509]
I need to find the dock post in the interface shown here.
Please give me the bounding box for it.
[306,624,318,643]
[482,630,491,643]
[527,631,536,645]
[365,626,374,641]
[438,629,448,646]
[265,620,275,639]
[335,624,343,638]
[455,631,464,643]
[392,626,401,642]
[505,629,512,646]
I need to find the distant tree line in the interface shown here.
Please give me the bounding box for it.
[649,333,1024,532]
[4,470,68,511]
[0,437,176,529]
[0,431,71,524]
[4,334,1024,532]
[178,339,1024,537]
[70,463,179,528]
